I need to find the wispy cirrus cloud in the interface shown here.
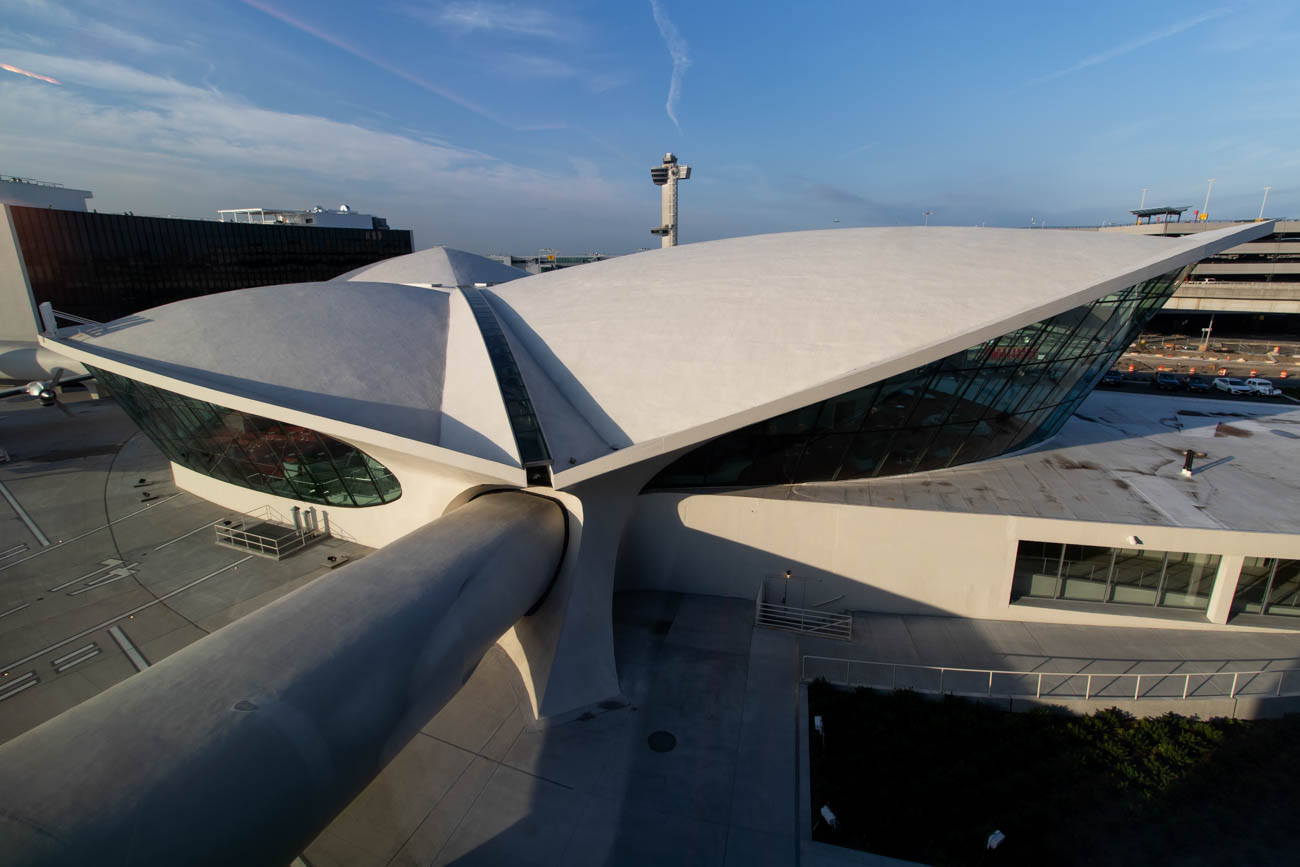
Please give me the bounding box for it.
[649,0,690,134]
[490,52,626,94]
[0,51,624,229]
[6,0,181,57]
[496,52,578,80]
[417,1,565,39]
[245,1,623,134]
[242,0,527,129]
[1,62,60,84]
[1030,8,1229,85]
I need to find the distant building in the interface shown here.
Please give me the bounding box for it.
[218,205,391,231]
[488,251,613,275]
[1099,219,1300,335]
[0,174,93,211]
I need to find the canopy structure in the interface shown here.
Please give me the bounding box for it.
[1130,205,1192,224]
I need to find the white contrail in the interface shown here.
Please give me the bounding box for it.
[649,0,690,133]
[1031,8,1228,85]
[1,63,61,84]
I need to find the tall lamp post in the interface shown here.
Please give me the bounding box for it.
[1258,186,1272,221]
[922,210,933,226]
[1202,178,1216,221]
[1139,187,1148,210]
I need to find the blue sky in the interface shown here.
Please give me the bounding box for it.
[2,1,1297,252]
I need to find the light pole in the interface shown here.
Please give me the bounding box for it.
[1202,178,1215,220]
[922,210,933,226]
[1139,188,1148,210]
[1258,186,1271,221]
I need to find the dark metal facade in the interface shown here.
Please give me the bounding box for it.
[9,206,411,325]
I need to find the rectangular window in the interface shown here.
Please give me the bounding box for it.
[1012,541,1220,614]
[1233,558,1300,617]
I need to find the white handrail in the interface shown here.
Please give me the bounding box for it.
[802,655,1300,701]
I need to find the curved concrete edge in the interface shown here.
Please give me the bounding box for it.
[0,491,565,867]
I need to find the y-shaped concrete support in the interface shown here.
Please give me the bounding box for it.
[498,458,680,720]
[0,491,566,867]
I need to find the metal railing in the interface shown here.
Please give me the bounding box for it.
[801,655,1300,702]
[755,582,852,640]
[37,301,103,334]
[214,505,324,560]
[2,174,64,188]
[49,309,102,327]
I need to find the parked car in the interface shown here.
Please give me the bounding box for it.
[1154,372,1182,390]
[1245,377,1284,396]
[1186,375,1211,393]
[1100,370,1125,387]
[1213,377,1253,395]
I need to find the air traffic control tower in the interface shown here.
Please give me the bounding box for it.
[649,152,690,248]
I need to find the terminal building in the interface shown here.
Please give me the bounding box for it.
[37,219,1298,721]
[9,219,1300,864]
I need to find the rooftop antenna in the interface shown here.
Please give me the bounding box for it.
[649,152,691,248]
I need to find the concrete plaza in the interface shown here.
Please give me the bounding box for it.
[305,594,1300,866]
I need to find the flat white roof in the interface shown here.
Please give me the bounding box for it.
[729,390,1300,535]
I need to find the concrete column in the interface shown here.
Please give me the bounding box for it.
[498,456,679,719]
[1206,554,1244,624]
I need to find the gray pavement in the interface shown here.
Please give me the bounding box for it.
[307,593,1300,866]
[306,593,800,867]
[0,394,371,744]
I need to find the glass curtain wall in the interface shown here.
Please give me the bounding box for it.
[1233,558,1300,617]
[10,206,412,325]
[91,368,401,508]
[1012,540,1220,612]
[647,270,1182,489]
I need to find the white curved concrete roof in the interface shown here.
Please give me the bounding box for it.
[38,222,1272,488]
[486,222,1273,483]
[48,281,521,469]
[333,246,528,287]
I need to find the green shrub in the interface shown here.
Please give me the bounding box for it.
[807,685,1296,866]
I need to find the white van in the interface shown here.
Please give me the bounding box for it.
[1245,377,1283,396]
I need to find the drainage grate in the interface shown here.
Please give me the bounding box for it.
[647,730,676,753]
